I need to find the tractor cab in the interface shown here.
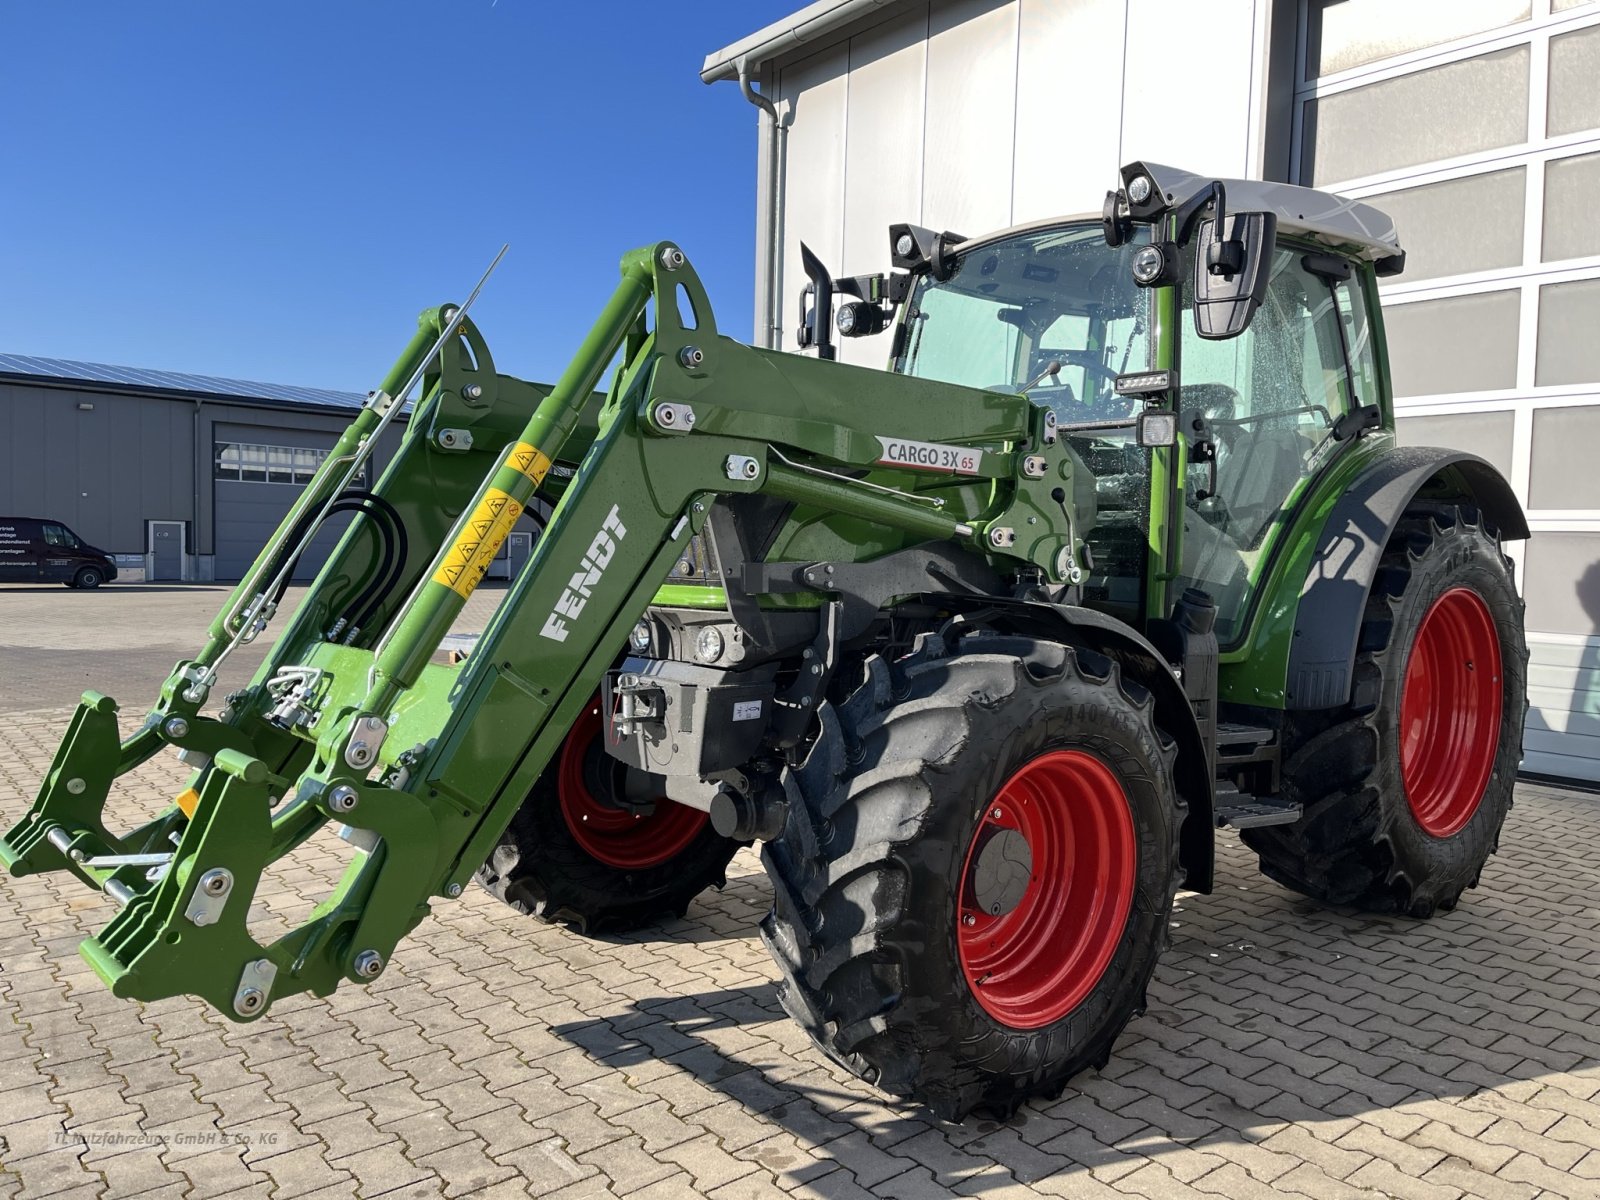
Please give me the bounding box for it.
[816,162,1404,645]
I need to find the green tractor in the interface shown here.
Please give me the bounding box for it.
[2,161,1527,1120]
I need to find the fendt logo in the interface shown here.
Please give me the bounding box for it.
[539,505,628,643]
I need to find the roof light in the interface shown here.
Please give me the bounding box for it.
[1128,174,1153,205]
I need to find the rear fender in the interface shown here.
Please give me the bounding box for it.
[953,598,1215,894]
[1285,446,1528,712]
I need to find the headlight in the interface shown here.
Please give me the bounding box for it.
[1127,174,1153,205]
[1131,244,1166,285]
[696,625,726,664]
[629,621,651,653]
[836,301,888,338]
[895,232,915,258]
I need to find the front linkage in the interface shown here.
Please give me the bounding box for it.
[1,242,1085,1020]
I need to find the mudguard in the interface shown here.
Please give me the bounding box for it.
[1285,446,1528,712]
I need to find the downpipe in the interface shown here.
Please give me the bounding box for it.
[739,58,785,351]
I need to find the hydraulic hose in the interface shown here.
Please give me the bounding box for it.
[262,491,407,640]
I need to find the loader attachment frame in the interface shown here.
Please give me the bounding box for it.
[1,241,1083,1019]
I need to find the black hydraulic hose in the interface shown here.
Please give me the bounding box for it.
[268,497,389,604]
[262,490,408,639]
[343,494,409,637]
[327,501,396,637]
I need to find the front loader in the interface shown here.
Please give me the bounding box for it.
[2,161,1528,1119]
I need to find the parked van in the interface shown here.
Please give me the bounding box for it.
[0,517,118,588]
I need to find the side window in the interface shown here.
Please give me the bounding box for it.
[1339,274,1380,409]
[42,524,75,548]
[1178,246,1357,642]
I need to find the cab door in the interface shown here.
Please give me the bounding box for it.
[39,522,79,583]
[1174,244,1373,643]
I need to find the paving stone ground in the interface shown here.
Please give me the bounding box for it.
[1,588,1598,1198]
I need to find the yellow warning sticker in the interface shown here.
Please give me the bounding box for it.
[433,486,525,599]
[174,787,200,819]
[508,442,552,487]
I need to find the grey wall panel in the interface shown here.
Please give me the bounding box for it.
[777,48,851,360]
[923,0,1020,236]
[1303,46,1530,185]
[1543,151,1600,262]
[1384,291,1521,396]
[1536,277,1600,386]
[1012,0,1128,222]
[839,8,930,367]
[1525,532,1600,636]
[1393,410,1515,480]
[1530,405,1600,510]
[1122,0,1260,178]
[1365,168,1526,282]
[1547,22,1600,138]
[1307,0,1530,77]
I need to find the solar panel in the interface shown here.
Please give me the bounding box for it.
[0,353,369,410]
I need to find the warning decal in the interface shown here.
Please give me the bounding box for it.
[433,486,525,599]
[508,441,553,487]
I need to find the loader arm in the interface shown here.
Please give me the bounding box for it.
[1,242,1079,1019]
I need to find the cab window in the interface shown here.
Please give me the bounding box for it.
[41,523,79,548]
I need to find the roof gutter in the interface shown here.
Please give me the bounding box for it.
[700,0,905,82]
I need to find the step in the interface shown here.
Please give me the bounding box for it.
[1214,794,1302,829]
[1216,721,1276,755]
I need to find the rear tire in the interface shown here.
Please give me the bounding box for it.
[1243,504,1526,916]
[761,630,1184,1120]
[476,696,741,934]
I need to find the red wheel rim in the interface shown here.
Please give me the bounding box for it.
[957,750,1137,1029]
[557,699,708,870]
[1400,587,1503,838]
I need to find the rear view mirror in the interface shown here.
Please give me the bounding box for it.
[1193,211,1276,340]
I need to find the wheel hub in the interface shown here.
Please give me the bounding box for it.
[1400,587,1502,839]
[558,699,708,870]
[957,749,1137,1030]
[968,827,1032,918]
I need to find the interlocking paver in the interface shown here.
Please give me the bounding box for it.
[0,676,1597,1199]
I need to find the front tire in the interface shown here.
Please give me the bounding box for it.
[761,631,1184,1119]
[476,696,741,934]
[1243,504,1527,916]
[72,566,103,589]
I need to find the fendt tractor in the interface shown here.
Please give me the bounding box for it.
[3,161,1528,1119]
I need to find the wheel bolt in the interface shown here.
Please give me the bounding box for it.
[991,807,1003,820]
[962,914,975,926]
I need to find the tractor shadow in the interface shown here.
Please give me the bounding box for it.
[552,792,1600,1192]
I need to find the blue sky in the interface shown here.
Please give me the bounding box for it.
[0,1,795,392]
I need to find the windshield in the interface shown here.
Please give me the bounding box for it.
[895,223,1154,425]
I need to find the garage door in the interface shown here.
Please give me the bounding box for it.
[213,425,357,582]
[1293,1,1600,780]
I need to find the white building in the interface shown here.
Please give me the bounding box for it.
[704,0,1600,780]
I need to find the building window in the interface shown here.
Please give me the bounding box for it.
[214,441,365,487]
